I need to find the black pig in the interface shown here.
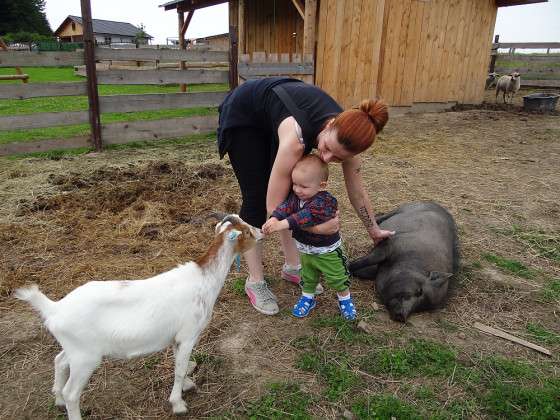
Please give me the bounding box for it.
[349,202,458,322]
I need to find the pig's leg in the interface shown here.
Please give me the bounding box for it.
[349,244,389,277]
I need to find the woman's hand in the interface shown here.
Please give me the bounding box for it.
[369,228,395,245]
[303,211,340,235]
[262,217,289,235]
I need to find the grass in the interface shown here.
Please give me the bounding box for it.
[482,253,538,279]
[485,381,560,419]
[296,350,361,401]
[541,279,560,302]
[359,339,457,378]
[495,225,560,262]
[244,382,312,419]
[526,322,560,345]
[351,394,423,420]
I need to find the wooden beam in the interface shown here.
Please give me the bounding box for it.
[238,0,245,55]
[303,0,317,64]
[0,74,29,81]
[229,0,239,90]
[80,0,102,152]
[291,0,305,19]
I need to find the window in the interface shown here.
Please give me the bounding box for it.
[71,22,76,31]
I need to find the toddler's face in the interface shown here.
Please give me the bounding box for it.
[292,167,324,201]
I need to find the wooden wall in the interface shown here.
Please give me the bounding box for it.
[315,0,497,108]
[241,0,304,55]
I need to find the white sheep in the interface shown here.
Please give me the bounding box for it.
[485,72,500,90]
[14,214,262,420]
[495,72,521,104]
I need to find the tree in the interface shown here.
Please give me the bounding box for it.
[134,23,149,46]
[0,0,53,36]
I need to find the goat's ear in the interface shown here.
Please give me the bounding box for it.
[227,229,242,241]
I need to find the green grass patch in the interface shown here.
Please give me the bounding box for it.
[296,350,360,401]
[244,382,312,419]
[360,339,457,378]
[351,394,423,420]
[482,253,537,279]
[230,277,246,297]
[485,381,560,419]
[498,225,560,262]
[542,279,560,302]
[310,315,377,344]
[0,66,82,83]
[526,322,560,345]
[477,355,538,383]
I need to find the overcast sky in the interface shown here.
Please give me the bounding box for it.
[44,0,559,46]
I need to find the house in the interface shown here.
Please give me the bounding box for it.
[161,0,547,109]
[54,16,153,45]
[193,33,230,51]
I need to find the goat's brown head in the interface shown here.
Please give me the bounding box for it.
[215,214,263,254]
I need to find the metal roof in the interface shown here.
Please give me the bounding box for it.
[65,16,153,38]
[159,0,227,12]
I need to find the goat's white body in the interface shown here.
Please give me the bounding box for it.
[15,215,261,420]
[43,261,225,360]
[496,73,521,103]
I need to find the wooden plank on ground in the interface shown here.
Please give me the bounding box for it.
[0,82,88,100]
[99,91,227,113]
[95,69,229,85]
[0,111,89,131]
[0,51,84,67]
[0,135,91,156]
[94,48,229,63]
[101,115,218,144]
[474,322,552,356]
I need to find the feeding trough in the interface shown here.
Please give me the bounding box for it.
[522,92,560,112]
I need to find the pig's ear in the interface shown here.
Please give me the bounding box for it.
[429,271,453,288]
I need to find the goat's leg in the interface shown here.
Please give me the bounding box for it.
[62,356,100,420]
[169,341,195,414]
[182,360,197,391]
[53,351,70,407]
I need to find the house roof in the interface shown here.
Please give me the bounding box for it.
[55,16,153,38]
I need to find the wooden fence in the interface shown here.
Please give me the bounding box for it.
[0,47,229,156]
[238,52,314,84]
[489,38,560,88]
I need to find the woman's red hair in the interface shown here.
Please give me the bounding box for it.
[331,99,389,153]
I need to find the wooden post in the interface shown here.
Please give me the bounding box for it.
[489,34,499,73]
[303,0,317,84]
[80,0,102,151]
[229,0,239,90]
[178,9,194,93]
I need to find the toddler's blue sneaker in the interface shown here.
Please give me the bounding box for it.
[338,296,357,320]
[292,295,316,318]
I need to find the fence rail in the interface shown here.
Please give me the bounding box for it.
[238,52,314,82]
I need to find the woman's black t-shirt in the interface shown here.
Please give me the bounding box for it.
[217,77,342,158]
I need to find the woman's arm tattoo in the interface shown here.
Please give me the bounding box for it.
[358,206,373,229]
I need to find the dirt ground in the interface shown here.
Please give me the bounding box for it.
[0,88,559,419]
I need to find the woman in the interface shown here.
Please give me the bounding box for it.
[218,77,394,315]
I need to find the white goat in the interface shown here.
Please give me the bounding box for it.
[495,72,521,104]
[485,72,500,90]
[15,214,262,420]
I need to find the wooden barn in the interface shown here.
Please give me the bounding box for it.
[54,16,153,45]
[161,0,547,109]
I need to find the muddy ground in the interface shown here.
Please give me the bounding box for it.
[0,89,559,419]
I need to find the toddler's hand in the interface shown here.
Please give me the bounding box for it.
[262,217,279,235]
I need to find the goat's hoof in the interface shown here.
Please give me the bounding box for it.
[171,401,187,415]
[54,396,66,408]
